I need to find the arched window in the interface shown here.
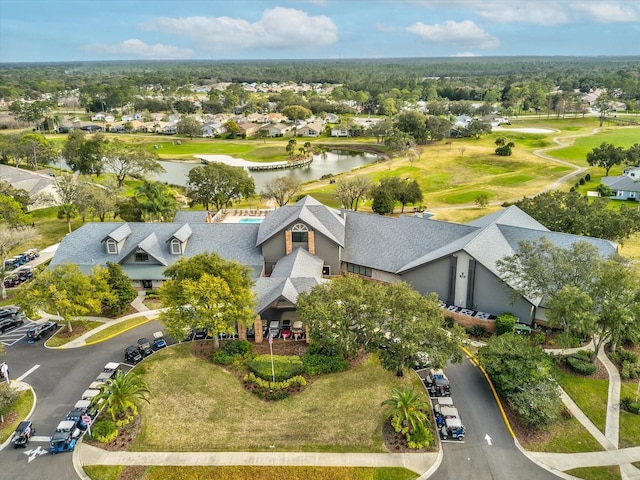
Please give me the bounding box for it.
[291,223,308,243]
[106,238,118,254]
[170,238,182,255]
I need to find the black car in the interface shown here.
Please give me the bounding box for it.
[191,328,208,340]
[26,321,59,342]
[124,345,143,364]
[13,421,35,448]
[0,316,25,334]
[137,337,153,356]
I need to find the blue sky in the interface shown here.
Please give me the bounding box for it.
[1,0,639,63]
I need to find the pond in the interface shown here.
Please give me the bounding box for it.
[154,150,380,191]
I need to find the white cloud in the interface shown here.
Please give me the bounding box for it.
[411,0,640,25]
[81,39,194,59]
[305,0,327,5]
[452,52,478,57]
[407,20,500,49]
[569,2,639,23]
[140,7,338,52]
[375,22,396,33]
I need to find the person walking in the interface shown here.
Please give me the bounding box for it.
[1,361,9,383]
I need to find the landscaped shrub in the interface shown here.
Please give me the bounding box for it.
[530,331,546,346]
[467,325,488,338]
[443,315,455,328]
[302,353,349,376]
[92,420,118,443]
[495,313,516,336]
[566,354,597,375]
[247,354,304,381]
[621,362,640,380]
[212,339,253,366]
[243,372,307,400]
[579,177,585,185]
[554,332,582,348]
[211,351,235,365]
[611,347,638,365]
[585,173,591,181]
[621,396,640,415]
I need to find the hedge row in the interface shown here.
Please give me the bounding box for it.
[302,353,348,376]
[566,353,597,375]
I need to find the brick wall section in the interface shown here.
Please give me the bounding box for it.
[308,230,315,255]
[285,230,292,255]
[445,310,496,333]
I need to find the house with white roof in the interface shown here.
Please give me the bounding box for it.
[50,196,617,336]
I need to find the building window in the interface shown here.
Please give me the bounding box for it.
[291,223,308,243]
[135,250,149,262]
[346,263,372,277]
[106,239,118,254]
[170,239,182,255]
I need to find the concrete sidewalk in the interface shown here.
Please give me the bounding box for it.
[77,443,438,475]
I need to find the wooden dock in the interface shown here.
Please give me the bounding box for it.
[247,157,313,171]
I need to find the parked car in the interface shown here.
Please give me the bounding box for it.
[191,328,208,340]
[17,266,34,281]
[0,316,25,333]
[26,321,60,342]
[153,331,167,349]
[137,337,153,356]
[13,421,35,448]
[124,345,143,364]
[3,276,20,288]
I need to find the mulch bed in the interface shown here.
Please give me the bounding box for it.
[53,324,91,341]
[84,414,142,452]
[381,419,437,453]
[116,466,147,480]
[0,411,18,433]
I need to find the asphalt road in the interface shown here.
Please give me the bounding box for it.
[429,357,562,480]
[0,319,164,480]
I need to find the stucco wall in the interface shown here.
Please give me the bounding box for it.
[400,256,451,301]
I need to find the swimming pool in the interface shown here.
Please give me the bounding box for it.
[238,218,264,223]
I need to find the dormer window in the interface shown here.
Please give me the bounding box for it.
[106,238,118,254]
[170,238,182,255]
[135,249,149,262]
[291,223,308,243]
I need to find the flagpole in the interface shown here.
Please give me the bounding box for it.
[269,334,275,383]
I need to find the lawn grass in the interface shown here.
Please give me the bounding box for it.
[45,319,104,347]
[619,382,640,448]
[523,417,604,453]
[133,345,416,452]
[83,466,123,480]
[565,465,621,480]
[83,466,418,480]
[554,369,609,432]
[0,388,34,444]
[84,316,152,344]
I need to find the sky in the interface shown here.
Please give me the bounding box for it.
[1,0,639,63]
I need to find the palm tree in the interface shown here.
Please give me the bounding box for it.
[94,371,150,421]
[381,385,429,435]
[286,139,297,160]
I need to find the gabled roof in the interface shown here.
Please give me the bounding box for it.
[51,222,263,280]
[271,247,324,278]
[257,196,345,247]
[465,205,549,231]
[103,223,131,243]
[344,211,478,273]
[170,224,192,243]
[601,175,640,192]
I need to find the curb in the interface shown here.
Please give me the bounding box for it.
[0,382,37,451]
[83,317,154,347]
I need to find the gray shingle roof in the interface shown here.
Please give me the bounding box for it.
[51,222,263,280]
[257,196,345,246]
[344,211,478,273]
[173,211,209,223]
[104,223,131,243]
[254,277,324,314]
[171,224,192,243]
[271,247,324,278]
[466,205,549,231]
[601,175,640,192]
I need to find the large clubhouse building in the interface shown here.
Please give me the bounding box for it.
[50,196,617,329]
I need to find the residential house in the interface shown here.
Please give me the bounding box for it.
[237,122,263,137]
[330,126,350,137]
[601,167,640,201]
[0,164,59,209]
[298,122,325,137]
[50,196,617,335]
[260,123,291,138]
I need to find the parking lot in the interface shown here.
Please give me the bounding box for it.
[0,320,37,347]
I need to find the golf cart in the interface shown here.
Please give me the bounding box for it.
[435,406,460,428]
[65,410,88,431]
[440,417,465,441]
[137,337,153,356]
[124,345,143,364]
[12,420,34,448]
[432,397,454,415]
[49,431,77,454]
[153,331,167,349]
[424,368,451,397]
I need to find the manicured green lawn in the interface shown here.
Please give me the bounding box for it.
[45,319,104,347]
[132,345,421,453]
[619,382,640,448]
[524,417,604,453]
[0,389,34,444]
[83,466,418,480]
[554,369,609,432]
[84,316,152,344]
[565,465,621,480]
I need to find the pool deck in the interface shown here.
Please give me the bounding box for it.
[217,209,269,223]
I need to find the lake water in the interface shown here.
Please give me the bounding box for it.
[154,151,380,191]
